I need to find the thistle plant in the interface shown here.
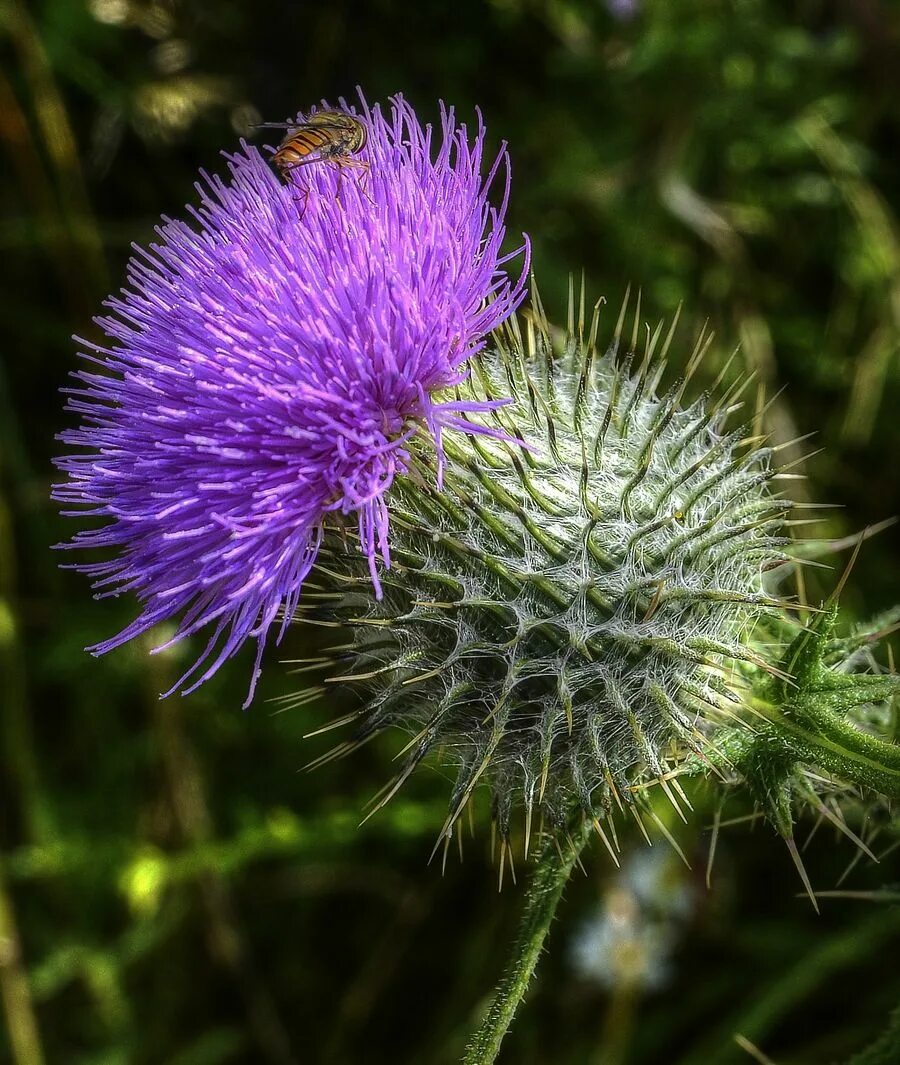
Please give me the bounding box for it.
[53,92,900,1065]
[299,292,900,1061]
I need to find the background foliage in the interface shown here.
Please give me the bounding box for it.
[2,1,900,1062]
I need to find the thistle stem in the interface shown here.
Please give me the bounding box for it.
[461,817,593,1065]
[752,697,900,799]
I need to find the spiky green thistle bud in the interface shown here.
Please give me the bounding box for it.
[292,292,800,853]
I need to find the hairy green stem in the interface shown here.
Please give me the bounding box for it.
[461,817,593,1065]
[751,697,900,798]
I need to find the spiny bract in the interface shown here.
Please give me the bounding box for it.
[296,295,794,848]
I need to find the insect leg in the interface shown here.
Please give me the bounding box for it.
[333,158,374,206]
[293,184,311,220]
[281,155,325,172]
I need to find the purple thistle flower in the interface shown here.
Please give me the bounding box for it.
[54,92,529,705]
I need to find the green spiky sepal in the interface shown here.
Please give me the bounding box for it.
[290,296,809,856]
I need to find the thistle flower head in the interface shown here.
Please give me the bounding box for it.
[303,293,795,847]
[54,92,528,704]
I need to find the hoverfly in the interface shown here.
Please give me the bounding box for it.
[257,110,368,177]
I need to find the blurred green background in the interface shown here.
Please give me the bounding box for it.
[2,1,900,1062]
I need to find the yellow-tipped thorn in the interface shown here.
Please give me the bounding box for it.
[593,818,620,867]
[648,808,690,868]
[785,836,820,914]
